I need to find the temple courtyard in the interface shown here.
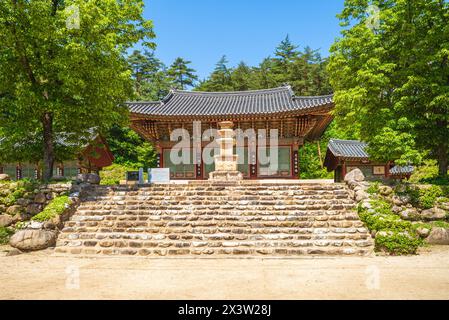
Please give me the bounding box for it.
[1,245,449,300]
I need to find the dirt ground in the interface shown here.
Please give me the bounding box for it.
[1,246,449,300]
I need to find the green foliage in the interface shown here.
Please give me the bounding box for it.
[410,160,449,185]
[0,0,155,179]
[367,182,380,195]
[299,122,355,179]
[0,179,37,207]
[358,198,422,255]
[0,226,14,245]
[32,196,71,222]
[196,37,332,96]
[375,232,422,255]
[328,0,449,177]
[106,125,156,170]
[100,164,137,185]
[167,57,198,90]
[395,184,447,209]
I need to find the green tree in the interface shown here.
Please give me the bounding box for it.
[127,50,170,100]
[106,125,156,169]
[231,62,253,91]
[275,35,299,64]
[167,57,198,90]
[0,0,154,180]
[328,0,449,178]
[196,55,233,91]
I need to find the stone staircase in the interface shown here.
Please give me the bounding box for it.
[55,182,374,257]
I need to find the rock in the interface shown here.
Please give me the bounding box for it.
[29,221,44,230]
[344,169,365,183]
[426,228,449,245]
[360,200,372,210]
[416,227,430,238]
[0,214,14,227]
[6,205,24,215]
[392,205,402,214]
[15,198,31,206]
[26,203,43,215]
[9,230,57,251]
[34,193,47,204]
[420,207,447,221]
[392,196,403,206]
[0,174,10,181]
[13,212,31,222]
[5,248,22,257]
[87,173,101,185]
[43,220,57,230]
[399,208,419,220]
[77,173,100,184]
[379,185,393,196]
[355,190,369,202]
[0,204,6,213]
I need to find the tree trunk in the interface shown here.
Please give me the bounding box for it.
[437,141,448,178]
[42,112,55,181]
[317,141,323,169]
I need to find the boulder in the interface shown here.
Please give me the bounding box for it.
[416,227,431,238]
[426,228,449,245]
[34,193,47,204]
[6,205,24,216]
[0,214,13,227]
[16,198,31,206]
[76,173,101,185]
[399,208,419,220]
[13,212,31,222]
[0,174,10,181]
[26,203,43,215]
[379,185,393,196]
[9,229,57,251]
[355,190,369,202]
[344,169,365,183]
[392,205,402,214]
[420,207,447,221]
[29,221,44,230]
[87,173,101,185]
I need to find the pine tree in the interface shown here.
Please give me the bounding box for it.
[275,35,299,64]
[127,50,170,100]
[167,57,198,90]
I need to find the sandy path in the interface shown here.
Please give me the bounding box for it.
[1,246,449,300]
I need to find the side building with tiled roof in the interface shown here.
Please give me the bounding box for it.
[324,139,414,182]
[127,85,334,180]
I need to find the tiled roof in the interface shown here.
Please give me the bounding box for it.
[389,165,414,175]
[127,86,333,117]
[327,139,369,159]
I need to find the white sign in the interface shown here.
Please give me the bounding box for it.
[148,168,170,183]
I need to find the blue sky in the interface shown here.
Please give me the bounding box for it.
[142,0,345,80]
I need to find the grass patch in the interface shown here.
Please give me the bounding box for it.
[358,199,422,255]
[32,195,71,222]
[367,182,380,195]
[395,184,448,209]
[0,227,14,244]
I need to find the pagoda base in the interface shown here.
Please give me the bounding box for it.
[208,171,243,181]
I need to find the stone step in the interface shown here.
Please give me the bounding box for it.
[54,246,372,256]
[55,183,374,257]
